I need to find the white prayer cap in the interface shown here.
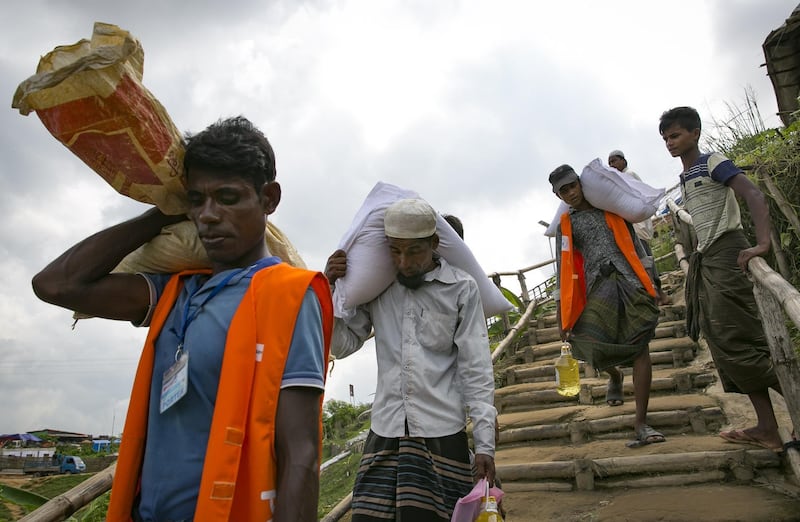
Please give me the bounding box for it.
[384,198,437,239]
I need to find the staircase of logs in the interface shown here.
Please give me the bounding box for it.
[490,269,800,518]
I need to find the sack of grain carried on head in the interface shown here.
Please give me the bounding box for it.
[12,21,188,215]
[13,21,306,272]
[13,23,307,322]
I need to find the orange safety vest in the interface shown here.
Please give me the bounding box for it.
[107,263,333,522]
[559,211,655,331]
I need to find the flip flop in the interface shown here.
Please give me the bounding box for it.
[719,429,783,453]
[606,376,624,407]
[626,425,666,448]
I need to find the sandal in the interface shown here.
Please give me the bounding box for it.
[606,375,624,407]
[626,425,666,448]
[719,429,783,453]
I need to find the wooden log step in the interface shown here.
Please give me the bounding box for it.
[530,314,559,329]
[498,407,725,446]
[497,368,710,398]
[658,304,686,321]
[590,449,781,478]
[496,394,719,430]
[528,319,688,346]
[595,470,726,489]
[497,371,717,414]
[496,448,781,488]
[495,432,772,466]
[507,351,693,386]
[500,481,573,493]
[652,320,688,339]
[582,371,716,402]
[523,336,698,365]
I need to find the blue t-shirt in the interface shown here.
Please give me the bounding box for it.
[136,259,325,521]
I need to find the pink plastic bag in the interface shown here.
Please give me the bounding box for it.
[451,479,505,522]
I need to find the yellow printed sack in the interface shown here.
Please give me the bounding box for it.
[12,22,188,214]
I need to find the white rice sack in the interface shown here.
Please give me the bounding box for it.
[333,181,514,319]
[580,158,665,223]
[433,213,514,318]
[544,201,569,237]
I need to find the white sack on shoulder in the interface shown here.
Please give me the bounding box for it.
[543,158,665,236]
[544,201,569,237]
[333,181,514,319]
[580,158,665,223]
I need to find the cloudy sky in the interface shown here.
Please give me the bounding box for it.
[0,0,795,437]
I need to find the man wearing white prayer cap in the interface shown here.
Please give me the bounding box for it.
[325,197,497,521]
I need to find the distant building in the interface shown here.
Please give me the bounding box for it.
[30,429,91,444]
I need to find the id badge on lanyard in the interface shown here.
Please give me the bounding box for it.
[160,351,189,413]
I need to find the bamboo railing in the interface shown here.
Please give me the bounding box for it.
[666,198,800,480]
[18,463,115,522]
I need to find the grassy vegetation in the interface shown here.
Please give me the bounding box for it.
[0,473,100,521]
[318,451,362,519]
[0,500,14,522]
[24,473,91,498]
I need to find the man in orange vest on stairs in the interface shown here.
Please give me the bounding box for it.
[32,116,333,522]
[549,164,664,448]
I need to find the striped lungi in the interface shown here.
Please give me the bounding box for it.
[686,230,779,394]
[570,266,659,371]
[351,430,474,521]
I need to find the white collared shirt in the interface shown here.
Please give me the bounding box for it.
[331,258,496,456]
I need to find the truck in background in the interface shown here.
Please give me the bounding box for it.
[1,454,87,476]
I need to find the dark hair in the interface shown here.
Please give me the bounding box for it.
[442,214,464,239]
[184,116,276,190]
[659,106,701,134]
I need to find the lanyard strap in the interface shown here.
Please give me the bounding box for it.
[176,257,280,351]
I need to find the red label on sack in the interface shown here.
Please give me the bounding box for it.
[35,73,181,188]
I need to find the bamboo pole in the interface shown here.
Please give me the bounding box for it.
[769,224,793,280]
[19,462,116,522]
[748,257,800,440]
[749,256,800,327]
[757,166,800,243]
[488,258,556,278]
[491,297,545,364]
[320,492,352,522]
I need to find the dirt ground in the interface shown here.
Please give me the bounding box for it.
[502,484,800,521]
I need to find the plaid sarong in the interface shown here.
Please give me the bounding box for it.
[351,430,474,521]
[569,265,659,371]
[685,230,778,393]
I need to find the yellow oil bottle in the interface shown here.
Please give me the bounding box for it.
[475,495,503,522]
[555,341,580,397]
